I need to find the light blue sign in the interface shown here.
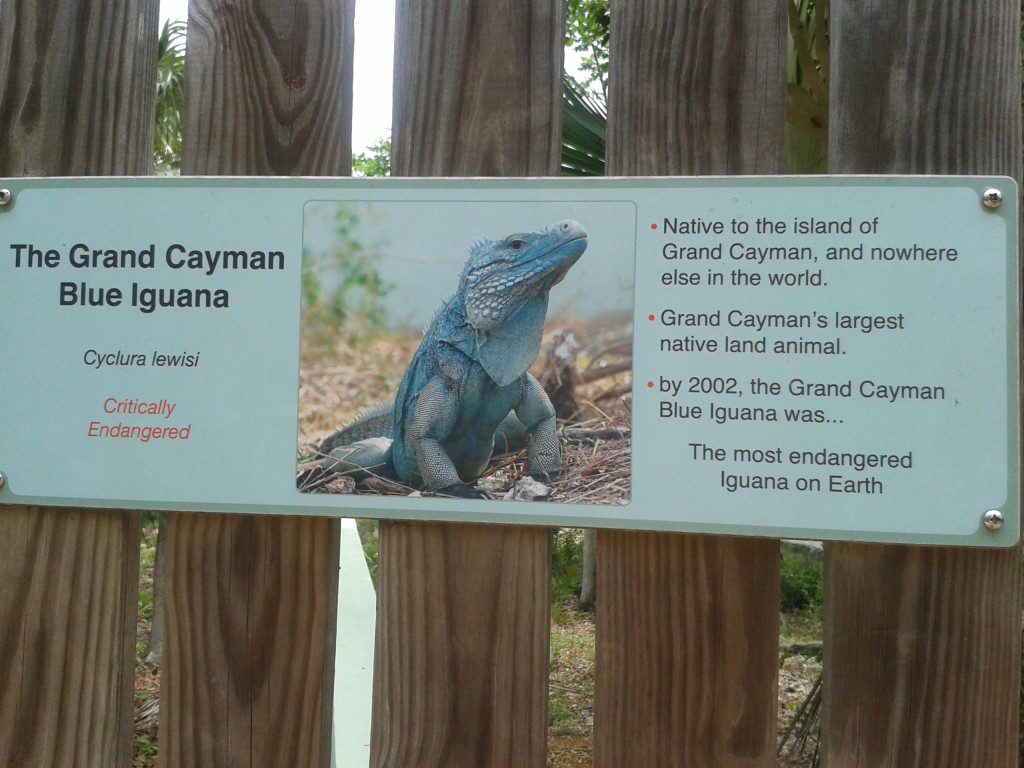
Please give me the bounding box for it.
[0,176,1016,546]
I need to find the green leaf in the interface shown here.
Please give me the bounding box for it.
[787,0,829,106]
[561,76,606,176]
[786,102,827,142]
[353,136,392,177]
[154,19,186,172]
[787,83,827,129]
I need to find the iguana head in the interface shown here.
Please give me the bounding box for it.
[458,220,588,386]
[461,220,588,332]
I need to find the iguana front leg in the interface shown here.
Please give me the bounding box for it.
[411,375,482,497]
[515,373,561,483]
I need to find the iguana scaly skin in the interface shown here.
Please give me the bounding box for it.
[319,220,588,498]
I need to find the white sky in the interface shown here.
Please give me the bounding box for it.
[305,200,635,324]
[160,0,585,156]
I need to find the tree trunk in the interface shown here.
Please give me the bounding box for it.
[578,528,597,611]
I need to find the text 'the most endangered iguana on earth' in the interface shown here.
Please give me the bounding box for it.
[316,220,588,499]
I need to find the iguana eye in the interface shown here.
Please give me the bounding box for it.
[509,239,526,250]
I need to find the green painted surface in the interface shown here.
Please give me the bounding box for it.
[332,519,375,768]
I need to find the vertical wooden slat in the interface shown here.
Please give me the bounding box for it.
[0,1,158,175]
[0,1,157,765]
[822,3,1022,767]
[159,1,353,766]
[370,3,563,766]
[595,3,786,766]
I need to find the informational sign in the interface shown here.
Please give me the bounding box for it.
[0,177,1016,546]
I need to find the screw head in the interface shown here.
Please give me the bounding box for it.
[0,189,11,207]
[983,509,1004,531]
[982,188,1003,209]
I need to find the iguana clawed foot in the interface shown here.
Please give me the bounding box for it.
[530,469,562,486]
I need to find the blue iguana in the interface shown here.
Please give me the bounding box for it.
[316,220,588,498]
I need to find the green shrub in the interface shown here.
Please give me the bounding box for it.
[551,528,585,606]
[356,519,380,588]
[302,205,391,351]
[780,549,824,612]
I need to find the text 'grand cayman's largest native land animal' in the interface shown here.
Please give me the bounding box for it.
[317,220,588,499]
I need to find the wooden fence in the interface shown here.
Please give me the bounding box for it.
[0,1,1021,767]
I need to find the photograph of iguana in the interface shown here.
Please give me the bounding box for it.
[297,201,634,505]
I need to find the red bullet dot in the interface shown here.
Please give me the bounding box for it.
[647,381,654,388]
[650,223,658,230]
[648,314,655,321]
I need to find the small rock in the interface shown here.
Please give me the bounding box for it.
[323,475,356,494]
[475,476,509,495]
[503,477,553,502]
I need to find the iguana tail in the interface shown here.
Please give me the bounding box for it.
[317,402,394,455]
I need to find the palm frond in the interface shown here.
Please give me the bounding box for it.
[786,0,829,173]
[561,75,606,176]
[154,19,187,173]
[560,3,830,176]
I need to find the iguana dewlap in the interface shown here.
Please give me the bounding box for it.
[319,220,587,498]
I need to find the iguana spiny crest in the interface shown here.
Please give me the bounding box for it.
[463,220,587,331]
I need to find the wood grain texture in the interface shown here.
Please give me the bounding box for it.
[162,514,340,768]
[391,0,564,177]
[371,523,551,767]
[0,0,158,176]
[596,3,786,766]
[370,3,563,766]
[596,533,782,766]
[823,544,1022,767]
[606,0,786,177]
[828,0,1022,178]
[0,508,141,768]
[161,1,352,765]
[0,2,156,765]
[182,0,354,176]
[823,3,1023,766]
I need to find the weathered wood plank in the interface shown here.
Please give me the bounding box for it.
[181,0,353,176]
[391,0,563,177]
[162,514,340,767]
[606,1,785,176]
[0,0,158,176]
[823,3,1023,766]
[596,532,782,765]
[370,3,563,766]
[0,2,156,765]
[0,509,141,768]
[372,523,552,767]
[160,1,352,765]
[596,2,786,766]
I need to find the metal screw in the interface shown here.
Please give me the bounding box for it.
[0,189,11,207]
[982,188,1003,209]
[0,473,6,490]
[983,509,1004,531]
